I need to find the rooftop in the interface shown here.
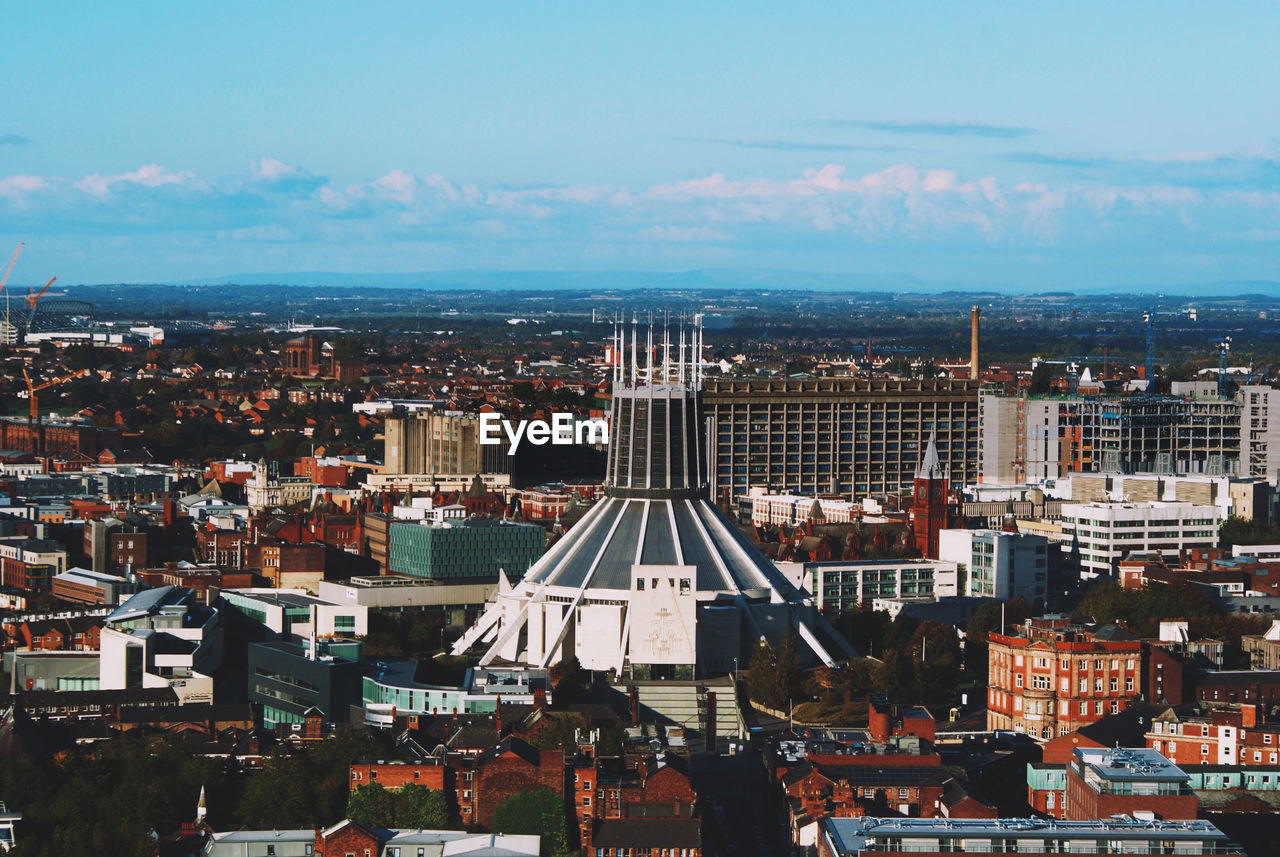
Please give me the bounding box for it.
[821,817,1239,854]
[1074,746,1188,782]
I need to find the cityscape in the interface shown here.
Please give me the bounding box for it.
[5,4,1280,857]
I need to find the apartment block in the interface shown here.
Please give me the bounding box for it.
[703,377,981,498]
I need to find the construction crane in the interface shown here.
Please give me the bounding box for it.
[1212,337,1232,398]
[0,243,21,294]
[1141,306,1197,395]
[1031,355,1110,395]
[21,367,88,424]
[25,276,54,312]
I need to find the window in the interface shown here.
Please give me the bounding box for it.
[1015,654,1024,666]
[1095,679,1103,692]
[1202,744,1210,755]
[1046,791,1056,809]
[1095,701,1104,715]
[1126,677,1134,693]
[1015,674,1024,688]
[1079,702,1088,715]
[268,848,276,857]
[1110,678,1118,692]
[1079,679,1088,693]
[898,788,909,800]
[1266,734,1273,745]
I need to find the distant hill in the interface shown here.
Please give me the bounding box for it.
[129,268,1280,297]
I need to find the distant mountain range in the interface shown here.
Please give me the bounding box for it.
[165,268,1280,297]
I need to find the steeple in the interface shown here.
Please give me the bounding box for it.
[915,432,945,480]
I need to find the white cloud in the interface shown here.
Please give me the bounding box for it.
[76,164,196,197]
[0,174,48,200]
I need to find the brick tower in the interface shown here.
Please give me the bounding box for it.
[911,433,949,558]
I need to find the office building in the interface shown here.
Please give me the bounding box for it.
[99,586,222,704]
[1060,501,1222,578]
[1064,746,1196,821]
[388,518,545,582]
[219,588,368,641]
[803,559,960,612]
[980,391,1244,485]
[704,377,981,498]
[383,411,509,476]
[248,637,363,727]
[938,528,1052,605]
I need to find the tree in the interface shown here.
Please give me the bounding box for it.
[964,598,1031,675]
[346,783,453,829]
[347,782,397,829]
[493,788,570,857]
[744,633,801,711]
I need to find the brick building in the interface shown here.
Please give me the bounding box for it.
[1063,746,1197,822]
[570,746,697,851]
[349,758,448,792]
[10,616,103,651]
[463,737,564,831]
[1148,703,1280,767]
[987,619,1145,739]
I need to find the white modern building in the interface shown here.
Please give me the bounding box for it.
[219,588,368,641]
[938,528,1052,604]
[1060,501,1222,578]
[793,559,960,612]
[100,586,222,704]
[318,575,497,612]
[1240,384,1280,484]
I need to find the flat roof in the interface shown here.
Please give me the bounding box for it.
[1075,746,1187,781]
[223,589,332,608]
[822,817,1236,853]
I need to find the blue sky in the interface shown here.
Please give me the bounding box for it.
[2,2,1279,288]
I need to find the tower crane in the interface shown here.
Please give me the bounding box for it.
[0,243,21,294]
[1141,306,1198,395]
[1212,337,1232,398]
[21,367,89,424]
[25,276,54,312]
[1031,355,1112,395]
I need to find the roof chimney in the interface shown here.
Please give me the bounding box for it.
[970,306,980,381]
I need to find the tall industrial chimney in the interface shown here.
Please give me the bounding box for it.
[969,305,980,380]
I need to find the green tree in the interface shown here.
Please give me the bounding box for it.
[492,788,570,857]
[347,782,398,829]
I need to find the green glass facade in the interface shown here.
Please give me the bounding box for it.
[388,519,544,581]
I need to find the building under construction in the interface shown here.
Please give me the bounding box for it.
[980,390,1245,484]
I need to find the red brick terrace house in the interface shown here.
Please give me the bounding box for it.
[465,736,564,831]
[571,746,697,851]
[313,819,380,857]
[349,757,448,792]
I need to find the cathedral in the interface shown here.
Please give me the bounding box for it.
[453,318,854,678]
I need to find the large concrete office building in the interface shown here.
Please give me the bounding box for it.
[704,377,981,498]
[383,411,509,476]
[980,390,1245,485]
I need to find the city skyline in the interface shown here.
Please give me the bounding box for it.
[2,3,1279,288]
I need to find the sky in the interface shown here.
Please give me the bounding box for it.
[2,2,1280,289]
